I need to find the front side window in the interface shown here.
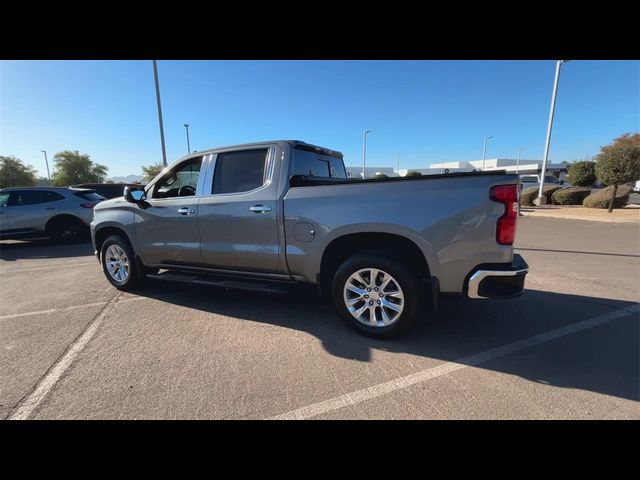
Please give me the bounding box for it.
[212,149,268,194]
[153,158,202,199]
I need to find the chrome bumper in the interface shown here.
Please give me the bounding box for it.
[466,254,529,299]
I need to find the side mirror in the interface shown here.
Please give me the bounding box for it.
[560,180,565,185]
[124,186,147,203]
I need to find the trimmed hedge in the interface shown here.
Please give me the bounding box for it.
[551,186,591,205]
[520,185,562,206]
[582,185,632,209]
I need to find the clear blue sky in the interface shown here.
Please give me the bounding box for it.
[1,60,638,177]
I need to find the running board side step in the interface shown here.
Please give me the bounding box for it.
[146,271,292,294]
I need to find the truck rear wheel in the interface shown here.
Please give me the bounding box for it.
[331,252,420,338]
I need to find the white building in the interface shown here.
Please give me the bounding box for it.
[347,159,569,179]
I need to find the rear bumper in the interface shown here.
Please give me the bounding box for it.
[466,254,528,299]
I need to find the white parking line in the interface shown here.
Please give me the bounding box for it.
[0,291,183,321]
[269,304,640,420]
[7,293,124,420]
[0,262,96,274]
[0,302,109,321]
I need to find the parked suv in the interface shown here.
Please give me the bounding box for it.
[0,187,105,242]
[71,183,144,200]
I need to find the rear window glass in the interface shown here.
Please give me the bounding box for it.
[73,191,106,202]
[293,148,346,179]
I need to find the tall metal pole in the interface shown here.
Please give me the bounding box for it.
[482,136,492,170]
[362,130,371,179]
[184,123,191,154]
[516,147,525,174]
[396,153,401,173]
[41,150,51,183]
[536,60,567,205]
[153,60,168,167]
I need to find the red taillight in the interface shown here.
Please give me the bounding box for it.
[80,202,97,209]
[490,184,519,245]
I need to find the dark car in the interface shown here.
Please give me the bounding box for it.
[71,183,144,200]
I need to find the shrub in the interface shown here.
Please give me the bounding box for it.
[566,161,596,187]
[520,185,562,206]
[582,185,632,209]
[551,186,591,205]
[404,171,422,177]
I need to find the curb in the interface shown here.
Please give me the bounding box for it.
[520,211,640,224]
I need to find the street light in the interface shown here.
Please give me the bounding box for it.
[362,130,371,179]
[184,123,191,154]
[152,60,168,167]
[516,147,526,174]
[40,150,51,184]
[536,60,570,205]
[396,153,402,174]
[482,136,493,170]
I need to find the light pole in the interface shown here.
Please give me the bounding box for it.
[184,123,191,154]
[516,147,526,174]
[362,130,371,179]
[41,150,51,184]
[152,60,168,167]
[482,135,492,170]
[396,153,402,174]
[536,60,570,205]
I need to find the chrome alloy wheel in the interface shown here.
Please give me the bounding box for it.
[105,245,130,283]
[343,268,405,327]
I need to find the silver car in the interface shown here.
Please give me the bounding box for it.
[519,174,570,191]
[0,187,105,242]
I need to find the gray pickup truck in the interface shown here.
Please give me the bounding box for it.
[91,140,528,337]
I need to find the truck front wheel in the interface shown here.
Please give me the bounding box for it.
[331,252,421,338]
[100,235,141,290]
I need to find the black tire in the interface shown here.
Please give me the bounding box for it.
[331,251,422,338]
[48,217,88,244]
[100,235,141,290]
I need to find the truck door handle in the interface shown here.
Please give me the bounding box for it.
[249,205,272,214]
[177,207,195,215]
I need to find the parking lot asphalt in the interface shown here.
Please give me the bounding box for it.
[1,216,638,419]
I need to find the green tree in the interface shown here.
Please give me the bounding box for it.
[404,171,422,177]
[0,155,38,188]
[566,161,596,187]
[142,162,165,182]
[594,133,640,212]
[52,150,108,186]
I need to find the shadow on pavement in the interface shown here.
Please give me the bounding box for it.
[131,282,639,403]
[0,239,94,262]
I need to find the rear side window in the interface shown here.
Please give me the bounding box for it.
[292,148,347,179]
[45,191,65,202]
[0,193,9,207]
[73,191,106,202]
[212,149,268,194]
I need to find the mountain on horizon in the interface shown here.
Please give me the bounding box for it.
[108,174,144,183]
